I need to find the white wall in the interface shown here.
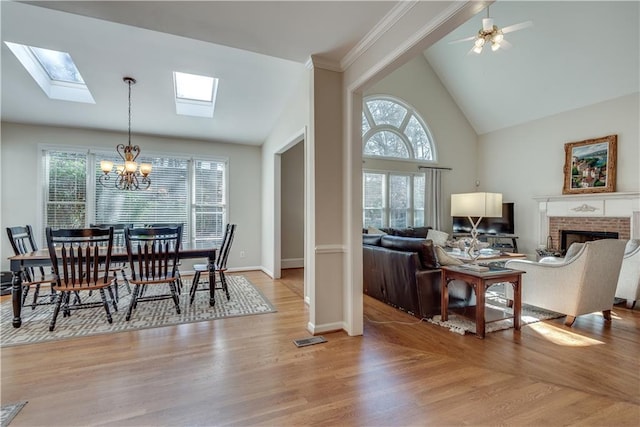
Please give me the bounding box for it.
[478,92,640,256]
[261,72,310,278]
[365,55,479,229]
[0,122,262,272]
[281,141,304,267]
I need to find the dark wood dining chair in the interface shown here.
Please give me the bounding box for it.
[6,225,57,310]
[143,223,185,291]
[90,223,133,300]
[189,224,236,304]
[45,227,117,331]
[124,225,183,320]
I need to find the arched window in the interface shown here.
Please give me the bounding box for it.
[362,95,436,161]
[362,96,436,229]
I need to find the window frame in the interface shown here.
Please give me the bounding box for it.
[38,144,228,248]
[363,169,425,229]
[362,94,438,164]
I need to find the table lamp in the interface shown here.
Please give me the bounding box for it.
[451,192,503,261]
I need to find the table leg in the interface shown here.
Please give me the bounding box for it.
[12,270,24,328]
[513,278,522,331]
[475,281,486,339]
[441,275,449,321]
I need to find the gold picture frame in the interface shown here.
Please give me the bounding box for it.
[563,134,617,194]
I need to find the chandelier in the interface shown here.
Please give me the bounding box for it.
[99,77,152,191]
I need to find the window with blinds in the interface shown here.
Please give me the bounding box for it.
[42,149,227,247]
[193,160,226,246]
[44,150,87,229]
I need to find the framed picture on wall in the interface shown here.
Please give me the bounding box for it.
[563,134,617,194]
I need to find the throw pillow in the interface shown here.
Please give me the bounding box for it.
[564,242,585,262]
[421,240,440,269]
[426,229,449,247]
[435,245,464,266]
[367,226,387,235]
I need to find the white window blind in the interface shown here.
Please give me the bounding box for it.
[95,153,189,240]
[193,160,226,246]
[42,148,227,247]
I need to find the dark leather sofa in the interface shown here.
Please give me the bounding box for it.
[363,232,474,318]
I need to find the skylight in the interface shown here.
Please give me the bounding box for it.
[5,42,94,103]
[30,46,85,84]
[173,71,218,118]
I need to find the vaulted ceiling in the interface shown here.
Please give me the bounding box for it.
[2,1,638,144]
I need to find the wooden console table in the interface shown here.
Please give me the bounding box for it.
[441,265,525,339]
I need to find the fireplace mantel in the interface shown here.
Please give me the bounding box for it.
[534,192,640,246]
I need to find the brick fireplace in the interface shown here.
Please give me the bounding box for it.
[534,192,639,252]
[548,216,630,252]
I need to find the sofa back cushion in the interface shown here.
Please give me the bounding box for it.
[380,235,439,269]
[379,227,432,238]
[363,234,383,246]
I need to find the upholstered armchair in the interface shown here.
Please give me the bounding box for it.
[615,239,640,309]
[504,239,627,326]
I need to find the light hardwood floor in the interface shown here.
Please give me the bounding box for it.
[2,269,639,426]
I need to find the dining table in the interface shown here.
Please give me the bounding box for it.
[7,243,217,328]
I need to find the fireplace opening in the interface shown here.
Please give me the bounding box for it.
[561,230,619,253]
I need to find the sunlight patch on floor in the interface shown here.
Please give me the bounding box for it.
[527,322,604,347]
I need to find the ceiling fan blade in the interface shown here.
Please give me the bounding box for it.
[449,35,477,44]
[467,45,481,56]
[500,39,513,50]
[501,20,533,34]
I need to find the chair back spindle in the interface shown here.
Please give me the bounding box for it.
[125,226,182,283]
[46,227,114,289]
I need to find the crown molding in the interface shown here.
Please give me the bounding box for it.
[340,0,419,71]
[346,1,474,93]
[305,55,342,72]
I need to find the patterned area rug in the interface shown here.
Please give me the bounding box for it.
[1,401,27,427]
[1,275,276,347]
[429,290,564,335]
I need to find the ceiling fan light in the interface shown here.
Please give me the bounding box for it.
[491,42,501,52]
[493,32,504,43]
[473,45,483,54]
[474,37,485,48]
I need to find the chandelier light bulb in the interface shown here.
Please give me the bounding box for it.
[124,161,138,173]
[140,163,153,176]
[100,160,114,173]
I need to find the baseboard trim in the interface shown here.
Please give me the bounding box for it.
[282,258,304,269]
[307,320,345,335]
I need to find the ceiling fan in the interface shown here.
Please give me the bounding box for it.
[449,5,533,54]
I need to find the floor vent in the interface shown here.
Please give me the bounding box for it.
[293,336,327,347]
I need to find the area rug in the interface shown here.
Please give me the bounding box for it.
[428,290,564,335]
[1,401,27,427]
[1,275,276,347]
